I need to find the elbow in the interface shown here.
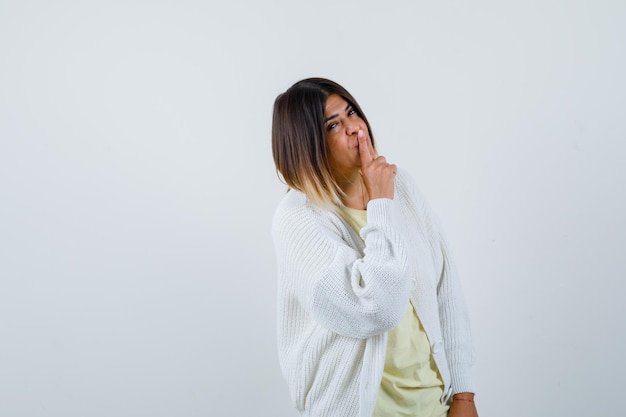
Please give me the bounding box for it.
[356,274,413,337]
[354,296,410,338]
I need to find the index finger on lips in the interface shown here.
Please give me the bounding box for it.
[358,130,373,166]
[358,130,375,163]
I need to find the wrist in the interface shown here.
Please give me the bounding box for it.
[453,392,475,402]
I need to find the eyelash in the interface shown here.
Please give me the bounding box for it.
[327,108,357,131]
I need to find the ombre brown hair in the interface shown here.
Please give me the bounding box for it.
[272,78,376,208]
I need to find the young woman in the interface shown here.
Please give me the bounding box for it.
[271,78,478,417]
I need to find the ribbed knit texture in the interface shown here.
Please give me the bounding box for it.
[272,169,475,417]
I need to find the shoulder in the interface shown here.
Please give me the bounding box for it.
[394,167,443,235]
[273,189,307,221]
[395,167,429,207]
[273,189,323,227]
[395,167,415,190]
[272,190,341,243]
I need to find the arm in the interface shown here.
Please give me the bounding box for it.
[272,195,412,339]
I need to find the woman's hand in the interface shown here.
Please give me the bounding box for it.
[448,393,479,417]
[358,130,396,201]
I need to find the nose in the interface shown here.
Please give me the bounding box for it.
[345,119,361,135]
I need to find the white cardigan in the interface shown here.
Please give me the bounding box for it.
[272,169,474,417]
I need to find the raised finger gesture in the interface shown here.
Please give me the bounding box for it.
[358,130,396,201]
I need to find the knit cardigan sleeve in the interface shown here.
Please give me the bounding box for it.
[272,193,413,339]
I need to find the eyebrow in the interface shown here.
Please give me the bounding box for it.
[324,103,352,123]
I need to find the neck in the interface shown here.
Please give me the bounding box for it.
[335,171,368,210]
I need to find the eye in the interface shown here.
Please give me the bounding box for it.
[348,107,357,116]
[326,122,338,131]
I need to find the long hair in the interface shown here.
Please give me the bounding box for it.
[272,78,375,208]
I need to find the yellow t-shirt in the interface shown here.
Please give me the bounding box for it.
[337,204,449,417]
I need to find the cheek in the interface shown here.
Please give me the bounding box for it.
[327,137,341,156]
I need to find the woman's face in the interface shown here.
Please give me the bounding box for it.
[323,94,368,178]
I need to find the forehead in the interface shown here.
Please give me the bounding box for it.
[324,94,349,116]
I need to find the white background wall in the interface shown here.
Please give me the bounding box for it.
[1,1,624,416]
